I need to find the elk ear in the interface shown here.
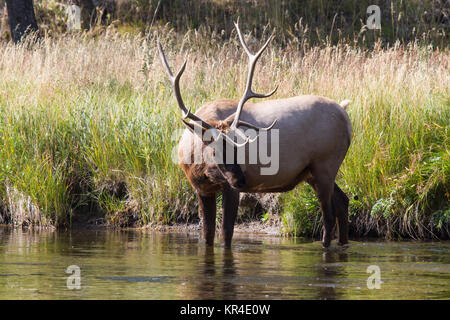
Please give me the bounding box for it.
[181,119,221,145]
[222,113,235,128]
[181,119,202,133]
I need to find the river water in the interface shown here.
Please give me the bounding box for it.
[0,227,448,299]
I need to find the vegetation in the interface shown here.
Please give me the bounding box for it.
[0,0,448,239]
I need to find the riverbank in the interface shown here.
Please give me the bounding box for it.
[0,30,448,239]
[0,220,283,237]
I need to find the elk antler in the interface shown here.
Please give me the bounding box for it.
[157,41,249,146]
[157,41,218,131]
[230,22,278,137]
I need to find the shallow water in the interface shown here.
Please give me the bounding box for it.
[0,227,449,299]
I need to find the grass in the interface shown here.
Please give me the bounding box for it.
[24,0,448,48]
[0,26,448,238]
[3,1,447,49]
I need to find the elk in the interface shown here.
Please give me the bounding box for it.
[157,23,352,249]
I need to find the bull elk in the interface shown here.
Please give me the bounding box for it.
[157,23,352,248]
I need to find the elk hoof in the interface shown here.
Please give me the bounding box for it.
[224,242,232,249]
[322,239,331,248]
[204,237,215,246]
[322,232,332,248]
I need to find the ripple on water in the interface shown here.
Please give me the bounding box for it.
[100,276,171,283]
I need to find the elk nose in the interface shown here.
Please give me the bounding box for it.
[235,178,246,189]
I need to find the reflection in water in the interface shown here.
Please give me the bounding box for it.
[185,247,239,300]
[313,250,349,300]
[222,250,237,299]
[196,247,216,299]
[0,227,449,299]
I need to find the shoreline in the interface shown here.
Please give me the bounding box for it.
[2,223,450,247]
[2,221,449,243]
[0,220,281,236]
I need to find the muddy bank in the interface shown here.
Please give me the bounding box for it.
[68,213,283,236]
[141,221,282,236]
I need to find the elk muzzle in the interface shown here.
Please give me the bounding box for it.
[217,163,246,190]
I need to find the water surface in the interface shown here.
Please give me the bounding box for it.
[0,227,448,299]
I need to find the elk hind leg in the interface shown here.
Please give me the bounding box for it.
[307,174,336,248]
[333,183,349,245]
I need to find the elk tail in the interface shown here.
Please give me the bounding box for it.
[339,100,351,110]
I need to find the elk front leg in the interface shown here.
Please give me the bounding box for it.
[198,192,217,246]
[222,185,240,249]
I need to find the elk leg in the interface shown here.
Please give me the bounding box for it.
[307,176,335,248]
[333,183,349,245]
[222,185,240,249]
[320,196,335,248]
[198,192,217,246]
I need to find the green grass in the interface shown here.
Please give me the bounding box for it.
[0,28,448,238]
[281,86,449,238]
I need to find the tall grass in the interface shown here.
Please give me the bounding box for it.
[0,28,448,237]
[280,42,449,239]
[2,1,446,48]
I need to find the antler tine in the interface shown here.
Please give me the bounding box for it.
[181,119,249,148]
[223,112,278,134]
[231,22,278,131]
[238,119,278,131]
[157,41,175,78]
[157,41,216,131]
